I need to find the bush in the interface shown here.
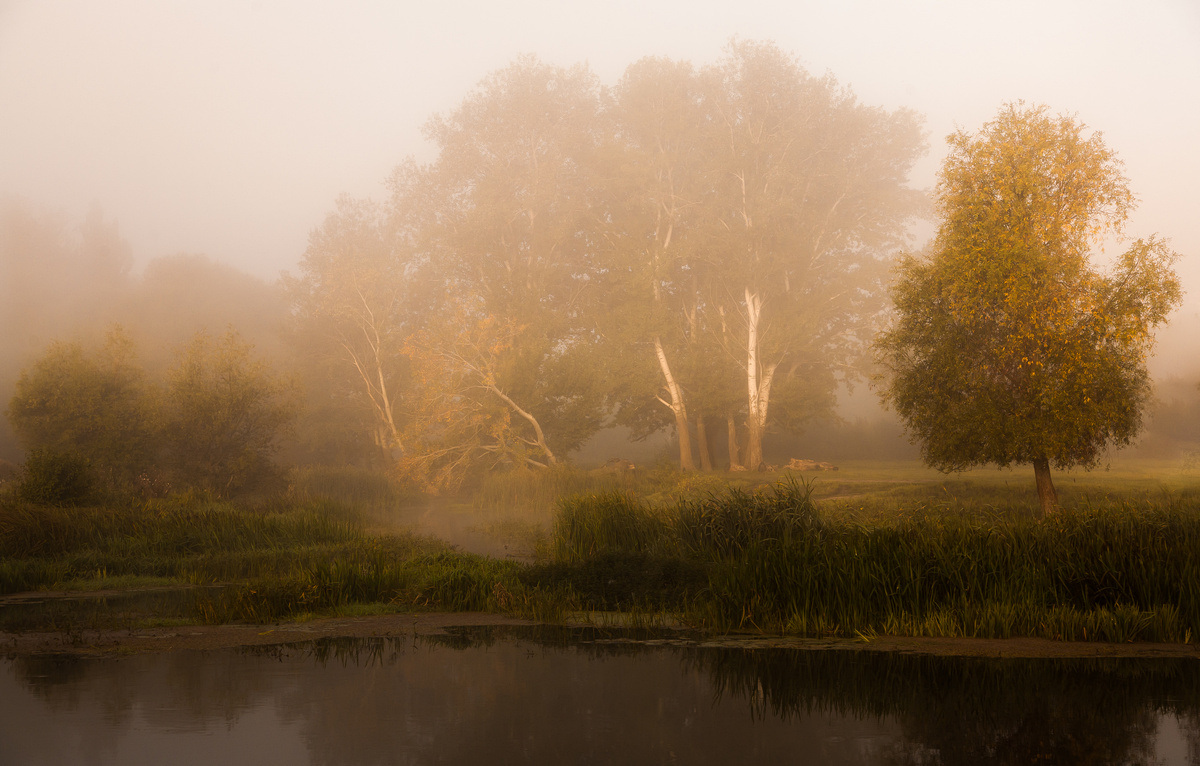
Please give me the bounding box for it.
[17,448,94,506]
[6,329,157,489]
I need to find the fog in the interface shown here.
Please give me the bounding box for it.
[2,0,1199,467]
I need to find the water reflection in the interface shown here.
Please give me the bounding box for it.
[2,626,1198,765]
[693,645,1200,765]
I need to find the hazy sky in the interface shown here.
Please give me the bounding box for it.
[2,0,1199,369]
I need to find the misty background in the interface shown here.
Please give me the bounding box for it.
[2,0,1198,467]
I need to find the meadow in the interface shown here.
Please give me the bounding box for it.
[2,459,1199,643]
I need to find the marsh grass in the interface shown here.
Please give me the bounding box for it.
[0,488,573,625]
[7,461,1200,644]
[472,464,634,517]
[551,477,1200,642]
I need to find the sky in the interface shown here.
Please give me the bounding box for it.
[2,0,1199,372]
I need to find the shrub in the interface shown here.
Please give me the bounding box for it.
[17,448,94,506]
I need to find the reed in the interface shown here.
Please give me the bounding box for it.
[287,465,415,514]
[472,464,623,516]
[550,479,1200,642]
[7,470,1200,643]
[0,490,555,624]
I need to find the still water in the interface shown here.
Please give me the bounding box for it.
[1,626,1198,765]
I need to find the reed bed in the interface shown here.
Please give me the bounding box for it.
[0,490,568,624]
[287,465,415,514]
[472,465,630,516]
[6,469,1199,644]
[551,478,1200,642]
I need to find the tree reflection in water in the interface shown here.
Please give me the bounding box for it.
[691,645,1200,765]
[5,626,1199,765]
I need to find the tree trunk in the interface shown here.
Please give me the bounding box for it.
[743,287,776,471]
[1033,458,1058,515]
[696,415,714,472]
[655,336,696,471]
[726,412,743,470]
[744,414,764,471]
[486,384,557,466]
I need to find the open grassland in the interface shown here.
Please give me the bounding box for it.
[2,459,1199,643]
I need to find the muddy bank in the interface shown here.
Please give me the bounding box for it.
[3,612,1198,659]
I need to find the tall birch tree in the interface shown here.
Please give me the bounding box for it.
[700,41,925,469]
[601,57,716,470]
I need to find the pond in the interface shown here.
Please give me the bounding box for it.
[2,626,1198,765]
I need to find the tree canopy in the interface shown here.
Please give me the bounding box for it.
[7,326,156,487]
[875,103,1181,513]
[293,42,926,486]
[163,329,301,495]
[7,326,298,498]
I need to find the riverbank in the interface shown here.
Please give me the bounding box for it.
[4,610,1199,659]
[5,464,1200,649]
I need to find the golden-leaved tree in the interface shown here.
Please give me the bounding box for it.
[875,103,1181,514]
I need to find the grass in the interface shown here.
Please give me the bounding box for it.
[3,458,1200,643]
[549,473,1200,641]
[0,486,569,626]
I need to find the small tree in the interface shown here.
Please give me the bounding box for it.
[163,329,300,495]
[17,448,95,506]
[7,326,157,488]
[875,104,1181,514]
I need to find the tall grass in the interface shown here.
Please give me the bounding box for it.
[0,490,567,624]
[472,465,628,516]
[287,465,415,515]
[551,478,1200,642]
[8,469,1200,643]
[0,491,370,593]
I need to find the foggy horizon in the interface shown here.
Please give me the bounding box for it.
[2,1,1199,383]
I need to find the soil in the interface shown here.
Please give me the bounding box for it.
[2,611,1197,660]
[0,612,538,657]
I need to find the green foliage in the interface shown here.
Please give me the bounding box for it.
[876,104,1181,508]
[551,477,1200,641]
[553,491,671,560]
[288,465,414,514]
[472,464,620,516]
[16,448,94,506]
[7,466,1200,643]
[7,327,157,487]
[7,326,300,498]
[163,329,301,495]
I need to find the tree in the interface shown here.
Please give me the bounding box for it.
[283,192,417,465]
[0,199,134,462]
[875,103,1181,514]
[595,44,924,472]
[7,326,157,487]
[697,41,925,469]
[600,56,714,471]
[163,329,300,495]
[417,56,609,471]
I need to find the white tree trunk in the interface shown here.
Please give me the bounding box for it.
[655,336,696,471]
[743,287,777,470]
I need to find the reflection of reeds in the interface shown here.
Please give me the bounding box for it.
[551,479,1200,641]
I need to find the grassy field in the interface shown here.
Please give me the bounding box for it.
[2,458,1198,642]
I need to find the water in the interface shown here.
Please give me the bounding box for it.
[1,626,1198,765]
